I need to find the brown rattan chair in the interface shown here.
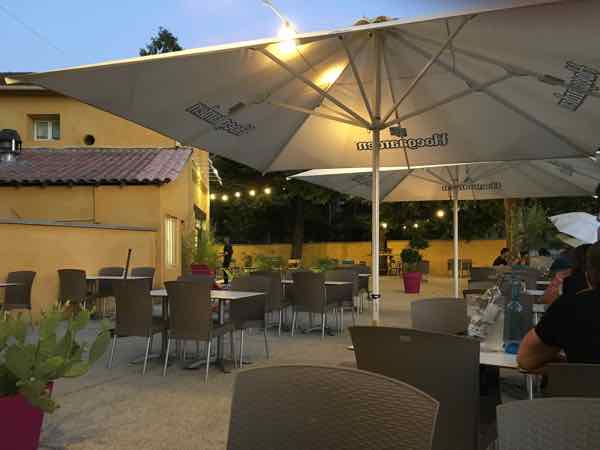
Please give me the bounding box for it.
[58,269,92,309]
[497,398,600,450]
[163,279,235,382]
[227,365,439,450]
[230,275,271,367]
[95,266,124,317]
[251,270,289,335]
[107,278,167,374]
[290,271,337,339]
[3,271,36,310]
[325,268,358,332]
[130,266,155,290]
[411,298,469,335]
[349,326,482,450]
[544,363,600,397]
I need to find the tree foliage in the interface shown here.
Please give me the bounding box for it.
[139,27,182,56]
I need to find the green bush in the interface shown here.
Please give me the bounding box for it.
[0,309,110,412]
[401,248,422,272]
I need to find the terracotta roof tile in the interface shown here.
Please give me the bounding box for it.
[0,147,192,186]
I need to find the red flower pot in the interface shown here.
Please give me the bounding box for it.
[0,383,53,450]
[190,264,221,289]
[403,271,422,294]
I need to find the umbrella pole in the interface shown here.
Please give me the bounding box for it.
[453,188,459,298]
[371,128,381,325]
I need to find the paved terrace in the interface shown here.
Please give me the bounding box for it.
[40,276,522,450]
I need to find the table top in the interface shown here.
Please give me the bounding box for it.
[0,282,21,287]
[87,275,151,280]
[347,345,518,370]
[526,289,545,296]
[533,303,548,313]
[358,273,370,278]
[281,279,352,286]
[150,288,264,300]
[536,280,550,286]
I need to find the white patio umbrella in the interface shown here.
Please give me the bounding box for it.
[9,0,600,324]
[292,157,600,296]
[550,212,599,245]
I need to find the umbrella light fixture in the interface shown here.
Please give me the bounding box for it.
[10,0,600,324]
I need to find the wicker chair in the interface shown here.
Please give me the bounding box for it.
[251,270,290,335]
[411,298,469,335]
[544,363,600,397]
[290,271,337,338]
[108,278,167,374]
[130,266,155,290]
[227,365,439,450]
[163,279,235,382]
[497,398,600,450]
[3,271,36,310]
[324,268,358,332]
[58,269,92,309]
[350,326,482,450]
[230,275,270,367]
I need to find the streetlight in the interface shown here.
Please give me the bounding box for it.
[436,209,446,219]
[263,0,297,53]
[221,194,229,202]
[235,191,241,198]
[264,187,272,195]
[249,189,256,197]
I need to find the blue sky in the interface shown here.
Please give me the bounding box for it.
[1,0,519,72]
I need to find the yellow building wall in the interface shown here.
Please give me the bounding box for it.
[230,239,507,276]
[0,223,156,317]
[94,186,160,228]
[0,186,94,221]
[0,92,176,148]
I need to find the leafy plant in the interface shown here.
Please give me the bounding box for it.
[182,230,220,271]
[512,203,560,253]
[314,258,338,272]
[0,308,110,412]
[409,235,429,251]
[255,255,276,271]
[401,248,422,272]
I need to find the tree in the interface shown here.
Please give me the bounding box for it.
[139,27,182,56]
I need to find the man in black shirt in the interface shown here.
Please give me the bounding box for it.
[222,237,233,284]
[518,242,600,370]
[493,248,510,266]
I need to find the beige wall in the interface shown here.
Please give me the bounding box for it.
[0,91,176,148]
[0,222,156,317]
[0,186,94,221]
[231,239,507,276]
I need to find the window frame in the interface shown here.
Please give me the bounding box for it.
[33,117,60,141]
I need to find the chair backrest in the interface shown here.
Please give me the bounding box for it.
[57,269,88,304]
[410,298,469,335]
[291,271,326,313]
[251,270,283,311]
[165,279,213,340]
[544,363,600,397]
[98,266,125,297]
[130,266,155,279]
[177,273,215,284]
[230,276,270,327]
[325,268,358,298]
[227,365,439,450]
[470,267,496,281]
[349,326,479,450]
[112,278,154,337]
[497,398,600,450]
[5,271,36,309]
[341,258,355,265]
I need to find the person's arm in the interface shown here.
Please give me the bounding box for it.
[517,329,561,372]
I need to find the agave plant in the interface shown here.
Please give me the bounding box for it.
[0,308,110,412]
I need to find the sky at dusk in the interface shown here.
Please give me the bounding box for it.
[1,0,528,72]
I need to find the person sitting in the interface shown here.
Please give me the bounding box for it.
[493,248,510,266]
[563,244,592,296]
[517,242,600,371]
[530,248,554,272]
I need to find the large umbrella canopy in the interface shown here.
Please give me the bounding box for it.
[8,0,599,323]
[291,158,600,202]
[292,158,600,296]
[550,212,599,244]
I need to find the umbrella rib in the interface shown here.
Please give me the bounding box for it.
[399,29,600,99]
[374,32,383,118]
[544,160,600,183]
[267,100,363,127]
[340,35,374,121]
[381,33,412,170]
[381,15,473,124]
[395,35,595,159]
[256,47,371,128]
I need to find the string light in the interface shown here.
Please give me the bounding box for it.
[264,187,272,195]
[235,192,241,198]
[413,223,419,229]
[221,194,229,202]
[210,193,216,201]
[436,209,445,218]
[249,189,256,197]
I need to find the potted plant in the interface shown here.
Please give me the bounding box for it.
[401,235,429,294]
[0,308,110,450]
[182,230,219,276]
